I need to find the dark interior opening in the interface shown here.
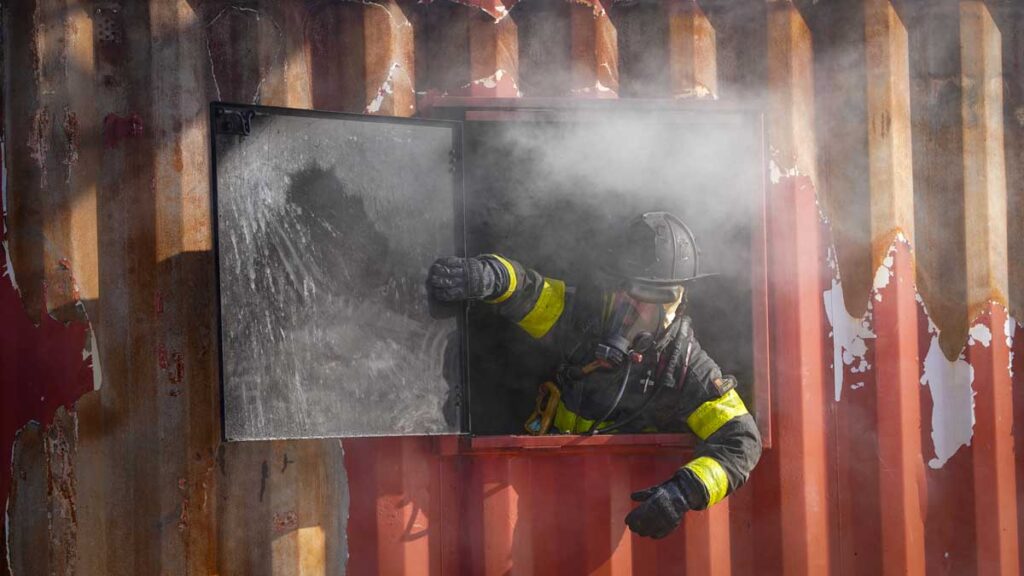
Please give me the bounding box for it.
[457,110,764,436]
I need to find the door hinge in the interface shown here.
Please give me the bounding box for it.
[215,107,256,136]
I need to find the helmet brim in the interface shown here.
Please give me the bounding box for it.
[628,273,719,286]
[601,270,719,287]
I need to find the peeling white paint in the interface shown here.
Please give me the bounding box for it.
[467,68,521,96]
[566,0,607,17]
[571,80,616,97]
[6,424,27,573]
[824,276,875,401]
[673,84,716,100]
[365,62,401,114]
[1004,315,1016,348]
[967,324,992,348]
[452,0,511,22]
[1,242,16,294]
[82,326,103,391]
[1007,316,1018,378]
[768,158,800,185]
[872,247,895,298]
[911,290,978,467]
[205,34,222,101]
[921,331,975,469]
[825,235,914,402]
[1,134,18,294]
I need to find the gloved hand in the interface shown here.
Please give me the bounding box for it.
[427,256,507,302]
[624,471,698,539]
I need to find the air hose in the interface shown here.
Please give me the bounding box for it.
[589,317,693,436]
[584,361,633,436]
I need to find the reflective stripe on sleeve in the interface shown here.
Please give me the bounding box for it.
[553,399,613,434]
[484,254,518,304]
[684,456,729,507]
[517,278,566,338]
[685,388,749,440]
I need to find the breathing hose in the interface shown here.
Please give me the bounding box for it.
[590,318,693,436]
[584,361,633,436]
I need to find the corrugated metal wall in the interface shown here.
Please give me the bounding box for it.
[1,0,1022,574]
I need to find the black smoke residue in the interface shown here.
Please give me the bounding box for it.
[284,165,391,301]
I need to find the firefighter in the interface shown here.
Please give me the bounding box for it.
[427,211,762,539]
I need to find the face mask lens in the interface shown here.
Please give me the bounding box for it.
[596,292,663,365]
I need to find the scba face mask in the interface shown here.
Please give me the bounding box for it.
[594,289,669,366]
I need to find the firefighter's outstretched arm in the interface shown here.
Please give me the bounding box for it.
[427,255,567,340]
[625,335,762,539]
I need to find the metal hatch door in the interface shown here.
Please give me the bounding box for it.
[211,103,464,441]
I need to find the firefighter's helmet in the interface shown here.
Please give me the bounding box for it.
[609,211,713,286]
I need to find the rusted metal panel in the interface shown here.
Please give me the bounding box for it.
[766,0,818,185]
[906,0,971,360]
[764,176,832,576]
[864,3,926,574]
[570,1,620,97]
[2,1,1024,575]
[871,239,926,575]
[666,0,717,99]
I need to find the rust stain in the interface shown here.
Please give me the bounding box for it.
[968,289,1009,327]
[157,343,184,384]
[29,107,52,187]
[273,510,298,533]
[178,497,190,532]
[178,477,189,532]
[423,0,520,21]
[169,352,184,384]
[45,417,77,526]
[872,227,915,274]
[102,112,143,148]
[172,142,184,174]
[55,258,81,304]
[62,108,79,181]
[873,110,892,139]
[45,411,79,575]
[154,289,164,314]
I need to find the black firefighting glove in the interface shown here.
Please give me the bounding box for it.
[427,256,509,302]
[625,469,704,539]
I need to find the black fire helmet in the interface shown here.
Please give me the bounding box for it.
[607,211,715,287]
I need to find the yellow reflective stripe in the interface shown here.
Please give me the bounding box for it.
[684,456,729,506]
[484,254,518,304]
[553,400,578,433]
[552,399,613,434]
[602,293,613,323]
[686,389,748,440]
[517,278,566,338]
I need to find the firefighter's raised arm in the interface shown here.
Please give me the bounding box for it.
[427,255,567,340]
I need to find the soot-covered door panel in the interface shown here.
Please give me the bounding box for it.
[212,104,464,440]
